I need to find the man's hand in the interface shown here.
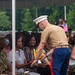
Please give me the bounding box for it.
[31,59,38,67]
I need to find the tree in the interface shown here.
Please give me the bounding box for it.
[21,8,36,31]
[48,7,59,24]
[0,11,11,31]
[67,3,75,30]
[16,9,23,31]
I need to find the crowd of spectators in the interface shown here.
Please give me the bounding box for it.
[0,19,75,75]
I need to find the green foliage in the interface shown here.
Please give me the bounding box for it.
[67,3,75,30]
[16,3,75,31]
[21,8,36,31]
[48,7,59,24]
[0,11,11,31]
[0,3,75,32]
[16,9,23,31]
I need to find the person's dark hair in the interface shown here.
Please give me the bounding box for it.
[22,31,29,36]
[21,31,30,47]
[64,20,66,23]
[15,35,22,47]
[16,32,23,37]
[25,34,38,47]
[6,33,12,50]
[68,28,72,32]
[54,21,58,25]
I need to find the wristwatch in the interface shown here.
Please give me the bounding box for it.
[45,54,48,58]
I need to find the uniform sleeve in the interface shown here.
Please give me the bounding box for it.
[40,28,50,44]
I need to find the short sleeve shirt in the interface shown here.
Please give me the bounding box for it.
[40,24,68,48]
[8,49,25,73]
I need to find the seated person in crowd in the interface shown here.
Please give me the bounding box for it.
[23,34,50,75]
[0,35,12,75]
[8,34,40,75]
[3,36,11,57]
[71,45,75,60]
[68,34,75,75]
[69,34,75,65]
[68,28,73,45]
[8,35,31,74]
[23,34,39,72]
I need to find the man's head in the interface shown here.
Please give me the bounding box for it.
[33,15,48,30]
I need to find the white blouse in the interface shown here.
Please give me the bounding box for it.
[8,49,25,73]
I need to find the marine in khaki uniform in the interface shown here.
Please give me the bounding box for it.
[31,15,70,75]
[41,24,68,48]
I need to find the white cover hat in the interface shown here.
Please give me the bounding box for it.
[33,15,48,25]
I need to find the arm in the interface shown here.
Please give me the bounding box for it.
[44,58,50,65]
[7,62,12,72]
[35,42,45,61]
[71,45,75,60]
[16,59,31,69]
[40,49,54,66]
[46,49,54,56]
[41,49,54,60]
[43,49,54,65]
[31,42,45,67]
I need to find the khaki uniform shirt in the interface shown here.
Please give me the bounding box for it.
[40,24,68,48]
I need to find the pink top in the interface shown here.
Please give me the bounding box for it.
[62,24,68,32]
